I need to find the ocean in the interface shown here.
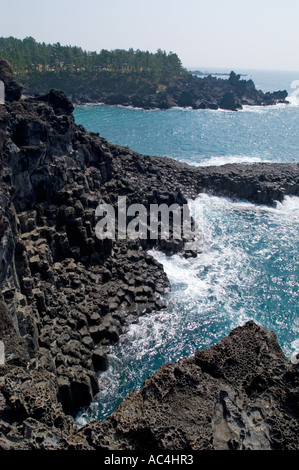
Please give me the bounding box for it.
[74,68,299,424]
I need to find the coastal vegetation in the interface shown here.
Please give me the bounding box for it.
[0,36,187,96]
[0,36,289,110]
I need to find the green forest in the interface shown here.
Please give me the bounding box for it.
[0,36,188,96]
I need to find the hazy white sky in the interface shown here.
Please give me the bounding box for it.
[1,0,298,71]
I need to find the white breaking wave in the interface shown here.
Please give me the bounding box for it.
[77,193,299,426]
[198,155,268,167]
[287,82,299,106]
[275,195,299,220]
[180,155,271,167]
[241,102,290,113]
[288,95,299,106]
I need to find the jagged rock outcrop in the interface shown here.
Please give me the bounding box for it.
[83,321,299,450]
[0,66,298,449]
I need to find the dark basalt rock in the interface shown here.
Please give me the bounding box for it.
[219,91,242,111]
[36,89,74,115]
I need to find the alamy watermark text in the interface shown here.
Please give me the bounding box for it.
[95,196,195,243]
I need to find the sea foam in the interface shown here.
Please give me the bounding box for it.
[76,193,299,425]
[179,154,271,167]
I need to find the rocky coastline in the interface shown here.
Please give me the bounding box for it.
[71,71,289,111]
[0,61,298,450]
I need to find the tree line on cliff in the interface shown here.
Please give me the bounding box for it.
[0,36,288,110]
[0,36,187,96]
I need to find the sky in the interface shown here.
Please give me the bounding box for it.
[1,0,299,71]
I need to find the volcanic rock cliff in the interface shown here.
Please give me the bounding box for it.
[0,62,298,450]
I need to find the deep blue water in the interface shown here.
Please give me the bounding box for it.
[74,69,299,424]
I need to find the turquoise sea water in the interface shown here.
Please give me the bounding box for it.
[74,69,299,424]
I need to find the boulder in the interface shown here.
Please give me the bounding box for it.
[36,89,74,115]
[82,322,299,450]
[219,91,242,111]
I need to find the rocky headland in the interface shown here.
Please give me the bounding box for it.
[72,71,289,111]
[0,38,289,111]
[0,61,298,450]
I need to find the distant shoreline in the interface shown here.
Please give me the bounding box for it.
[189,69,248,77]
[69,71,288,111]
